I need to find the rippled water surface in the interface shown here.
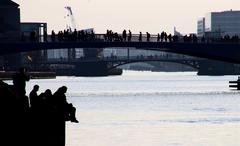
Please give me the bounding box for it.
[24,71,240,146]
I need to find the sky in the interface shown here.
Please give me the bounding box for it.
[13,0,240,34]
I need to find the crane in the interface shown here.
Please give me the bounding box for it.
[64,3,96,59]
[64,6,79,59]
[64,6,78,31]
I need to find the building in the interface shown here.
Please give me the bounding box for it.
[20,23,48,67]
[21,22,47,42]
[197,18,205,37]
[0,0,20,41]
[0,0,21,69]
[0,0,49,70]
[197,10,240,37]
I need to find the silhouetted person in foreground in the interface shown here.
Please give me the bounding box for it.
[0,80,22,145]
[13,67,30,97]
[53,86,78,123]
[29,85,40,110]
[12,68,31,146]
[32,89,54,146]
[52,86,78,146]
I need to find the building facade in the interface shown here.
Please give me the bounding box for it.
[197,18,205,37]
[0,0,21,70]
[197,10,240,37]
[0,0,20,41]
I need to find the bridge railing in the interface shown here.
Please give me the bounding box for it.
[4,32,240,44]
[44,33,240,44]
[43,34,161,43]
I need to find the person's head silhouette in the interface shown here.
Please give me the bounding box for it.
[61,86,67,93]
[33,85,39,91]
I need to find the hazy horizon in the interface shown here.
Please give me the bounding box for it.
[13,0,240,34]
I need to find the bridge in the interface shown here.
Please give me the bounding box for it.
[1,34,240,64]
[43,54,202,72]
[1,33,240,146]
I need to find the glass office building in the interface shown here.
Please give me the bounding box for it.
[197,10,240,37]
[197,18,205,37]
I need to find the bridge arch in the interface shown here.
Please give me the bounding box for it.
[107,59,200,71]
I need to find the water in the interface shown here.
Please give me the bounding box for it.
[22,71,240,146]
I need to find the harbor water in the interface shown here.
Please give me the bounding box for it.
[23,71,240,146]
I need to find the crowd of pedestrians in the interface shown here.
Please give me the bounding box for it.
[50,29,95,42]
[0,67,78,146]
[21,28,240,44]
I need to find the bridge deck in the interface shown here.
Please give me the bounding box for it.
[0,41,240,63]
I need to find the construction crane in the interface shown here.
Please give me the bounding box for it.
[64,6,78,59]
[64,4,96,59]
[64,6,78,31]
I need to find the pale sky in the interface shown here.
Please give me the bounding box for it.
[13,0,240,34]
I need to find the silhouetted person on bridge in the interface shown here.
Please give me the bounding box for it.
[192,34,198,43]
[168,34,172,42]
[146,32,150,42]
[157,33,160,42]
[58,31,64,42]
[44,30,48,42]
[73,29,78,41]
[160,31,165,42]
[106,30,112,41]
[173,35,179,42]
[128,30,132,42]
[122,30,127,41]
[139,32,142,42]
[51,30,56,42]
[30,31,36,42]
[164,32,168,42]
[90,30,95,41]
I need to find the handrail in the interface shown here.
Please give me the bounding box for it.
[1,33,240,44]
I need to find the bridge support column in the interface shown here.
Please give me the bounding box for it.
[74,62,123,76]
[74,62,109,76]
[198,60,240,75]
